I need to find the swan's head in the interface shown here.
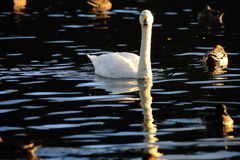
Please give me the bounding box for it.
[139,10,154,26]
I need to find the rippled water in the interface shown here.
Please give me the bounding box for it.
[0,0,240,159]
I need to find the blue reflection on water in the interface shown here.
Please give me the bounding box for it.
[0,36,36,40]
[0,99,32,105]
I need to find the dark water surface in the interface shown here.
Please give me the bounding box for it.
[0,0,240,159]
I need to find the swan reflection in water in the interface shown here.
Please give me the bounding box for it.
[138,80,163,159]
[92,77,163,159]
[93,75,139,95]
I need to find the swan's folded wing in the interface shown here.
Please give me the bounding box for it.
[116,52,140,69]
[94,53,138,78]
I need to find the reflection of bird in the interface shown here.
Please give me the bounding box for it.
[0,137,41,159]
[87,10,153,79]
[86,0,112,12]
[93,75,139,94]
[89,78,163,157]
[85,0,112,21]
[202,104,234,139]
[203,45,228,68]
[138,80,163,158]
[197,5,224,23]
[13,0,27,14]
[202,104,233,126]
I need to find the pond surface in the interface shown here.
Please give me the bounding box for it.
[0,0,240,159]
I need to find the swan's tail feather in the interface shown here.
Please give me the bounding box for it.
[87,54,97,59]
[87,54,98,69]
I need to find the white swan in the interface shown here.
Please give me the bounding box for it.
[87,10,153,79]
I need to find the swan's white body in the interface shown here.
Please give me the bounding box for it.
[87,10,153,79]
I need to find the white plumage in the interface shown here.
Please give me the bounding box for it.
[87,10,153,79]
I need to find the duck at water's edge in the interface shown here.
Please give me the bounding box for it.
[202,104,234,126]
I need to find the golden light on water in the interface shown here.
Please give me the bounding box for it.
[213,83,224,85]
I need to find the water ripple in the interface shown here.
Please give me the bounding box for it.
[0,126,24,131]
[47,110,82,115]
[20,81,46,85]
[77,14,96,18]
[28,122,104,130]
[63,25,94,28]
[24,116,40,120]
[164,12,178,15]
[98,131,172,136]
[112,10,140,14]
[48,14,65,17]
[64,116,120,121]
[44,40,74,43]
[213,74,240,77]
[0,99,32,105]
[0,36,36,40]
[22,105,47,109]
[153,78,188,83]
[193,101,240,105]
[186,79,240,84]
[0,75,32,80]
[81,104,128,108]
[201,85,240,89]
[0,109,18,114]
[174,52,204,56]
[161,151,240,159]
[6,53,23,56]
[40,95,133,102]
[153,90,189,95]
[24,92,82,96]
[62,134,105,139]
[0,89,18,94]
[158,126,204,132]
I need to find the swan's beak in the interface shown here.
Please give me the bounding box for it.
[142,15,148,25]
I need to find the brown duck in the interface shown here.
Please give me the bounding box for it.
[198,5,224,23]
[202,104,234,126]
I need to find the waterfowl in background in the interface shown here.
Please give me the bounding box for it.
[86,0,112,12]
[198,5,225,29]
[198,5,224,23]
[0,137,41,158]
[203,45,228,68]
[87,10,153,79]
[202,104,234,126]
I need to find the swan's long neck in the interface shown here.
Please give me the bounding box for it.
[137,24,152,79]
